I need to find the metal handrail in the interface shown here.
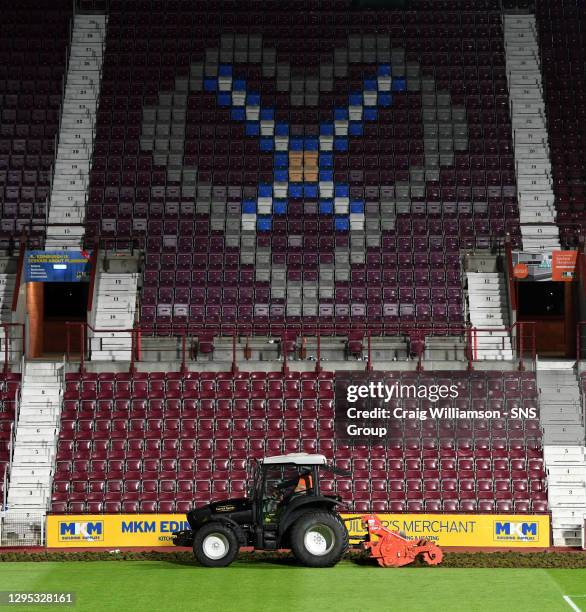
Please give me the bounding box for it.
[2,465,7,512]
[1,324,25,374]
[3,373,22,512]
[575,321,586,367]
[63,320,537,373]
[8,422,15,477]
[9,377,21,473]
[86,241,99,315]
[10,238,26,314]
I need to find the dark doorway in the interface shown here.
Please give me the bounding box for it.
[43,282,89,355]
[516,281,575,357]
[518,282,564,317]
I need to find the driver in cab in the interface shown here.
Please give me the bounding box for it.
[263,469,314,524]
[277,469,313,501]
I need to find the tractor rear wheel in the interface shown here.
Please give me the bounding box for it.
[290,511,348,567]
[193,522,239,567]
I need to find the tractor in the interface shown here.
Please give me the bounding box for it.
[172,453,350,568]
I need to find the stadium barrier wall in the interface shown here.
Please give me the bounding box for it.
[46,514,550,549]
[63,320,538,374]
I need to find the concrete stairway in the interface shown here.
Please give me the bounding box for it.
[538,367,585,445]
[89,272,138,360]
[45,14,107,249]
[5,362,63,512]
[466,272,513,360]
[503,14,560,252]
[538,366,586,546]
[544,446,586,547]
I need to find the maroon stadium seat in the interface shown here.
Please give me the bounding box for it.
[51,364,546,515]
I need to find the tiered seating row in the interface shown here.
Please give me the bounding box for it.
[51,370,546,514]
[86,1,520,332]
[537,0,586,244]
[0,2,72,248]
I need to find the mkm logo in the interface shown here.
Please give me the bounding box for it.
[493,521,538,542]
[58,521,104,542]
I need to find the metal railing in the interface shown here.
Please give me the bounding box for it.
[8,390,20,478]
[0,512,45,547]
[64,321,537,373]
[86,241,99,315]
[1,465,7,512]
[504,235,518,313]
[575,321,586,368]
[1,324,25,374]
[2,358,22,512]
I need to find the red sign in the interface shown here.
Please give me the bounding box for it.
[513,263,529,279]
[551,250,578,282]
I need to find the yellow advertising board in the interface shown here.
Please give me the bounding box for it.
[344,513,550,547]
[47,513,550,549]
[46,515,191,548]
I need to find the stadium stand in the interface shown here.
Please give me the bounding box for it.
[0,1,73,250]
[536,0,586,246]
[16,0,586,548]
[50,370,547,514]
[84,0,521,333]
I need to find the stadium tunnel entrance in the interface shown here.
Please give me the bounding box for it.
[27,282,89,358]
[516,281,576,358]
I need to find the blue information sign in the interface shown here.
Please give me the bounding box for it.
[25,251,92,283]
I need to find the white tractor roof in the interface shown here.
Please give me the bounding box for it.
[261,453,328,466]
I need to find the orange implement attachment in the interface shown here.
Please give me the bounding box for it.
[361,514,443,568]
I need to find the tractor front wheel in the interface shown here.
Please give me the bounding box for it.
[193,522,239,567]
[290,511,348,567]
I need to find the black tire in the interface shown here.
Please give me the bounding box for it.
[290,511,349,567]
[193,522,239,567]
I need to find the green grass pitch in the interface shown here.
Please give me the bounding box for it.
[1,560,585,612]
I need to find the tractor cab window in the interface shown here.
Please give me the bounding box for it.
[261,464,314,525]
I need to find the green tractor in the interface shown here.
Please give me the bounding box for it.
[173,453,349,567]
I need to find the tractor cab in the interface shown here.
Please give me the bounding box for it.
[173,453,349,568]
[252,454,329,549]
[252,455,322,512]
